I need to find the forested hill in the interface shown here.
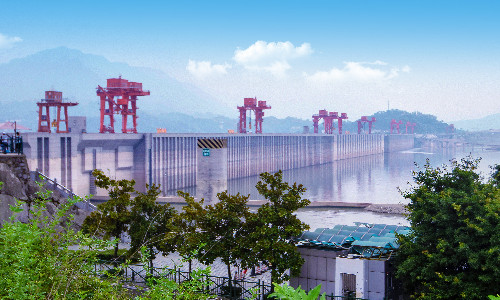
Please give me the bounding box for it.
[366,109,451,134]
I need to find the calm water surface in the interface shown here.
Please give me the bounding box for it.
[228,147,500,229]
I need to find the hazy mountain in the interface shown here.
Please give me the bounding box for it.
[453,114,500,131]
[0,47,457,134]
[0,47,232,130]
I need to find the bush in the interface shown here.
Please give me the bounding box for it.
[0,183,128,299]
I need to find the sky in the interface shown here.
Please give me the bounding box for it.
[1,0,499,122]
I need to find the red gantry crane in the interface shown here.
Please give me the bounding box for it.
[405,122,416,134]
[97,77,150,133]
[312,110,348,134]
[37,91,78,133]
[357,116,376,134]
[237,97,271,134]
[312,110,335,134]
[390,119,403,134]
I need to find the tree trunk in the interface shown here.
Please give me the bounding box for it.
[148,246,154,273]
[114,238,119,258]
[270,265,276,293]
[227,263,232,297]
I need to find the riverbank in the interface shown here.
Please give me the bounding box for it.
[94,196,408,214]
[364,203,408,215]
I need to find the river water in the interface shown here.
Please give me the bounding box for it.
[228,147,500,230]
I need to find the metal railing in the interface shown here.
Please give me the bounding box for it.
[94,261,375,299]
[94,261,272,300]
[326,294,368,300]
[0,136,23,154]
[30,171,96,212]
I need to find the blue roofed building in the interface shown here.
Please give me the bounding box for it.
[291,223,409,300]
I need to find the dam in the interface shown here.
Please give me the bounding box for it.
[21,131,413,200]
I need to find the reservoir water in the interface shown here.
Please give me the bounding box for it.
[228,147,500,230]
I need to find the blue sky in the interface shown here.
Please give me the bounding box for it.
[1,0,499,121]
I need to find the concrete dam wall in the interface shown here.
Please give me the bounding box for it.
[21,132,412,199]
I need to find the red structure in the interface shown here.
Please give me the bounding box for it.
[390,119,403,134]
[237,97,271,134]
[336,112,348,135]
[312,110,335,134]
[405,122,416,134]
[357,116,376,134]
[312,110,348,134]
[37,91,78,133]
[97,77,150,133]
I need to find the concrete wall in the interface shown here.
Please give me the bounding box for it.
[22,133,145,197]
[335,257,386,300]
[21,132,404,199]
[290,249,388,299]
[197,143,228,203]
[290,248,347,295]
[384,134,415,152]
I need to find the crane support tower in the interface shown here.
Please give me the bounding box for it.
[334,112,348,135]
[405,122,416,134]
[237,97,271,134]
[390,119,403,134]
[357,116,376,134]
[312,110,335,134]
[37,91,78,133]
[97,77,150,133]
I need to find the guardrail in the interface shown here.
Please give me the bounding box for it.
[94,261,272,300]
[30,171,96,212]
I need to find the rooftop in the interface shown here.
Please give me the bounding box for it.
[295,223,411,259]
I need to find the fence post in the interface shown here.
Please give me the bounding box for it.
[258,279,261,300]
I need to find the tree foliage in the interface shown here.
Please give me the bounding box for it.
[177,171,311,289]
[129,183,177,270]
[178,190,252,283]
[396,157,500,299]
[248,170,310,287]
[0,182,126,299]
[269,283,326,300]
[83,170,178,265]
[82,170,135,257]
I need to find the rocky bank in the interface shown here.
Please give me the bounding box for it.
[0,154,89,229]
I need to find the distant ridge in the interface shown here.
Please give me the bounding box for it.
[0,47,460,134]
[0,47,231,130]
[453,113,500,131]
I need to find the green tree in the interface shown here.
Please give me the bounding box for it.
[248,171,310,289]
[175,191,207,274]
[82,169,135,258]
[178,190,252,291]
[396,157,500,299]
[129,183,178,271]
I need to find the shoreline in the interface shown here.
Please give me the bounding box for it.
[92,196,407,214]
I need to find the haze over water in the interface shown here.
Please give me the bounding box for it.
[229,147,499,203]
[228,147,500,230]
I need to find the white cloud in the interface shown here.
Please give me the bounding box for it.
[0,33,22,49]
[186,60,231,78]
[233,41,312,75]
[305,61,410,83]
